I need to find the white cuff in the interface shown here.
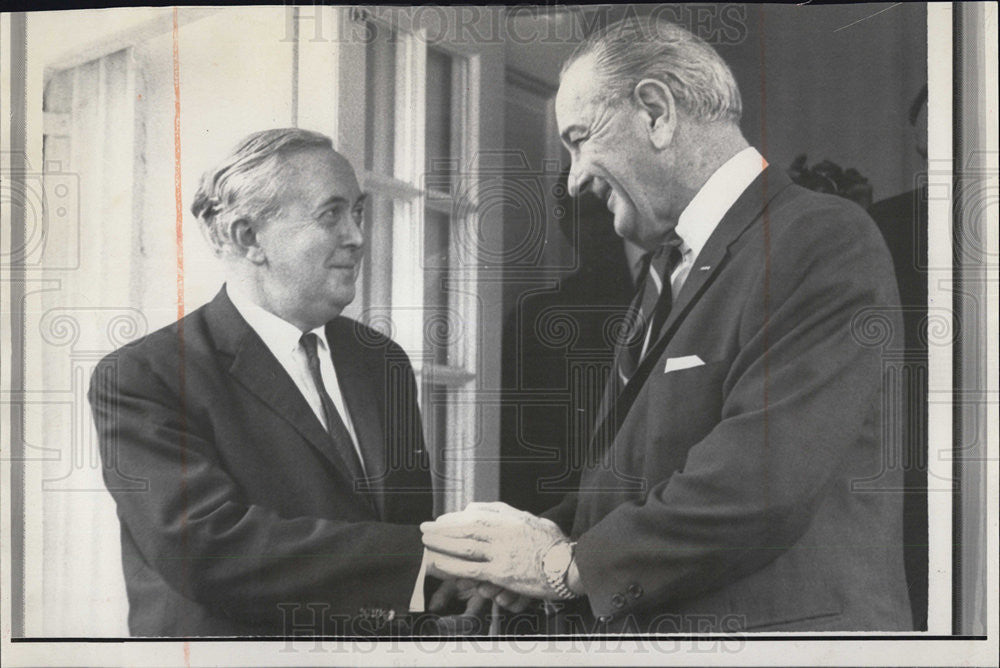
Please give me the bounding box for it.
[408,548,429,612]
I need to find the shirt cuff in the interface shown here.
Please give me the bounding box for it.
[408,548,429,612]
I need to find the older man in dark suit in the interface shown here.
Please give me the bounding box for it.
[89,129,464,636]
[422,18,913,633]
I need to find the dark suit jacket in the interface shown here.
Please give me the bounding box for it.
[544,167,913,633]
[89,287,433,636]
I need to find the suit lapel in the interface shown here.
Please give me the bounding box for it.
[589,369,621,463]
[327,322,387,519]
[590,166,793,448]
[654,166,792,351]
[205,288,360,485]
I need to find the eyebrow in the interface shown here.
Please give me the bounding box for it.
[312,192,368,216]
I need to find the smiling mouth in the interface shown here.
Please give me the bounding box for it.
[590,181,614,209]
[600,188,623,217]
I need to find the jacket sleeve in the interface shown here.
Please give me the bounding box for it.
[572,204,902,620]
[88,348,424,627]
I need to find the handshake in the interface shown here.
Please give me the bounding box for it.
[422,502,586,614]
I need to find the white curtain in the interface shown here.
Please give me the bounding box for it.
[25,48,138,636]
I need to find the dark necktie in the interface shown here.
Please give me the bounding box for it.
[617,241,683,387]
[300,332,366,482]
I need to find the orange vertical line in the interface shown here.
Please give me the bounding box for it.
[758,7,772,506]
[173,6,184,318]
[758,5,770,378]
[172,6,191,610]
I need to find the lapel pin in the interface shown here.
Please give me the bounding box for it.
[699,265,712,271]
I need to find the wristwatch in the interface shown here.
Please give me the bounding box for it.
[541,541,578,600]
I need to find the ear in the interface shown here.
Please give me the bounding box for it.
[632,78,676,150]
[232,218,267,264]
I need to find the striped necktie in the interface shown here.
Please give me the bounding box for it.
[300,332,367,482]
[617,241,683,387]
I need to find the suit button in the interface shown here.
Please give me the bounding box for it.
[598,615,614,624]
[611,593,626,609]
[627,583,643,598]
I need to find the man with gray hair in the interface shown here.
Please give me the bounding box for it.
[422,18,913,632]
[90,129,464,636]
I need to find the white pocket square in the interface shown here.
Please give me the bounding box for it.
[664,355,705,373]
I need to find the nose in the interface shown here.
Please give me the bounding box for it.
[340,212,364,250]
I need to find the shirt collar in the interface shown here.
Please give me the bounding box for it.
[227,282,330,358]
[674,146,767,261]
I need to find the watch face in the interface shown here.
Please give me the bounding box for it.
[544,542,572,578]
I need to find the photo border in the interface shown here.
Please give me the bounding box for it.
[1,3,995,666]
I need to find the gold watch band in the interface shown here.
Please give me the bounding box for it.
[545,541,578,600]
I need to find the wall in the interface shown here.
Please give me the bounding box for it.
[723,2,927,201]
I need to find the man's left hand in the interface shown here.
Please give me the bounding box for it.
[420,501,571,600]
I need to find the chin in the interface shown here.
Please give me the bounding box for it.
[328,289,356,313]
[612,214,638,243]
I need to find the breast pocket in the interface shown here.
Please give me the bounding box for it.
[629,359,730,473]
[652,359,729,415]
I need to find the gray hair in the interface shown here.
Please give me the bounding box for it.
[191,128,334,256]
[562,17,742,124]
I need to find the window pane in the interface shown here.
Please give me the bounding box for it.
[364,24,396,175]
[426,381,448,467]
[423,206,450,366]
[425,47,452,189]
[358,192,396,328]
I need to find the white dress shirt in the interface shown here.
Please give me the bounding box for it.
[672,146,768,296]
[633,146,767,357]
[227,283,366,474]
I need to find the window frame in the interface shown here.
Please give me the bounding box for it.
[336,7,484,513]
